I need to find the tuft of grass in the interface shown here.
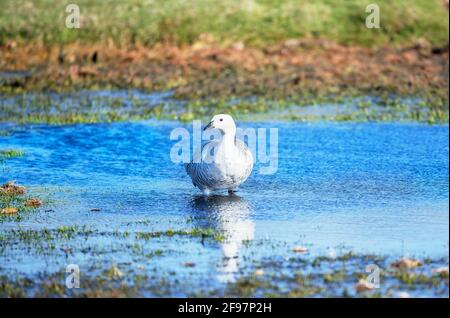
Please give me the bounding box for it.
[0,149,24,159]
[135,227,224,242]
[0,130,11,137]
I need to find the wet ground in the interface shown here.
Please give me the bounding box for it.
[0,89,447,124]
[1,40,448,109]
[0,108,448,297]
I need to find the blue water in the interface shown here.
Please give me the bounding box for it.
[0,121,448,282]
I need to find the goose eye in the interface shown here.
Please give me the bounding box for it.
[219,118,223,121]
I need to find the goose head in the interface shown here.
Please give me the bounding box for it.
[203,114,236,136]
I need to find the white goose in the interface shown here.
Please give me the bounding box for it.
[185,114,253,195]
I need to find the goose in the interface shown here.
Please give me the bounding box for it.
[185,114,253,195]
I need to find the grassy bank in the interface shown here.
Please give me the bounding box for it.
[1,0,448,47]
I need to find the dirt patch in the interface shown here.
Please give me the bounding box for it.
[1,40,448,102]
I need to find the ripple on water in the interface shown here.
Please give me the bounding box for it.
[0,121,448,281]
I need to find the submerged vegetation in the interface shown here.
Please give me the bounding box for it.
[0,249,447,297]
[0,149,24,160]
[0,90,448,124]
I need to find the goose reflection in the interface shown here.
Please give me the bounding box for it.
[189,194,254,282]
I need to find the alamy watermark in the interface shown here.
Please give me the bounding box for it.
[365,264,381,289]
[170,120,279,175]
[365,4,380,29]
[65,264,80,289]
[65,4,80,29]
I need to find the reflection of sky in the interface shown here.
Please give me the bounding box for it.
[0,121,448,279]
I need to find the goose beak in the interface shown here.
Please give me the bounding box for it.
[203,121,214,131]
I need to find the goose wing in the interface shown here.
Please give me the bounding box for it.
[185,140,220,188]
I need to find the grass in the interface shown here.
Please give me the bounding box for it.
[0,226,224,244]
[136,228,225,242]
[1,90,447,124]
[0,0,448,48]
[0,149,24,159]
[0,130,11,136]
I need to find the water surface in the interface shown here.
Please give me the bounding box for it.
[0,121,448,292]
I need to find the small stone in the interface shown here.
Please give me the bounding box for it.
[254,269,264,276]
[109,265,122,279]
[24,198,43,208]
[293,246,308,253]
[61,247,73,254]
[284,39,301,47]
[231,41,245,51]
[1,207,19,215]
[327,248,337,259]
[432,267,449,275]
[183,262,196,267]
[355,279,374,293]
[391,258,422,269]
[395,291,411,298]
[192,41,207,51]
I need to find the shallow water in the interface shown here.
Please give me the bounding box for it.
[0,120,448,292]
[0,89,443,123]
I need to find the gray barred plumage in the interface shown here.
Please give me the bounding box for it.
[185,115,253,195]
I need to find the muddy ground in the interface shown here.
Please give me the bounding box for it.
[1,39,448,103]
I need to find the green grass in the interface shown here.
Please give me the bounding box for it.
[136,228,224,242]
[1,91,447,124]
[0,0,448,47]
[0,149,24,159]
